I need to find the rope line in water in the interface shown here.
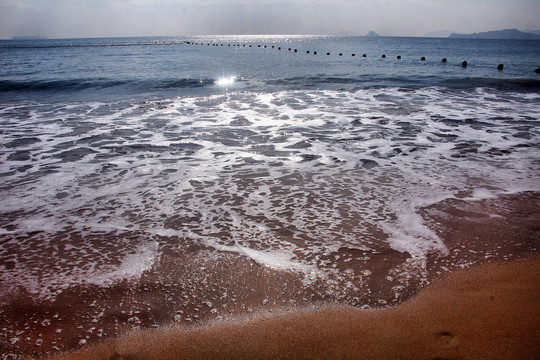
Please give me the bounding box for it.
[184,41,540,73]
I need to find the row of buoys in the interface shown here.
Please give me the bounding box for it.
[184,41,539,73]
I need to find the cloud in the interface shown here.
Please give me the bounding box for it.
[0,0,539,39]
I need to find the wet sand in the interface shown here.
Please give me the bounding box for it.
[51,256,540,360]
[1,191,539,359]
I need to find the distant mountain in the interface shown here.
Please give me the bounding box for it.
[449,28,540,39]
[366,31,380,37]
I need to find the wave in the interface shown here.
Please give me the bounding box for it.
[265,74,540,91]
[439,77,540,91]
[1,75,538,101]
[266,76,361,86]
[0,78,216,93]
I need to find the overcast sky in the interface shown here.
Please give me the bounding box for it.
[1,0,539,39]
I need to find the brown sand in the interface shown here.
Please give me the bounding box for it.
[50,256,540,360]
[2,191,538,359]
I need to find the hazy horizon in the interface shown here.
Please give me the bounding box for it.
[1,0,540,39]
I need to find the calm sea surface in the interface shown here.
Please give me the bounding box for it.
[1,35,539,101]
[0,35,539,303]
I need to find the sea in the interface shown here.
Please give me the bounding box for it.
[0,35,539,356]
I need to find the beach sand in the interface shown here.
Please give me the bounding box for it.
[50,256,540,360]
[1,191,539,359]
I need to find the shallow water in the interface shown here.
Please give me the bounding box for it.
[1,87,538,302]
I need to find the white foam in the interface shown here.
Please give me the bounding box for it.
[465,188,499,201]
[85,241,159,286]
[1,87,539,300]
[233,242,323,283]
[381,186,452,259]
[0,240,159,302]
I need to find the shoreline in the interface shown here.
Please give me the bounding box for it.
[1,191,539,359]
[50,256,540,359]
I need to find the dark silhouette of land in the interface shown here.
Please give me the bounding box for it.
[449,28,540,39]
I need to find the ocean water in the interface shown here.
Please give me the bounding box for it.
[0,36,539,322]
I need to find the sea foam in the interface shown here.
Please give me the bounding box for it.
[0,87,539,301]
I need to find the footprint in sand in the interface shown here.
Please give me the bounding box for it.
[437,331,459,346]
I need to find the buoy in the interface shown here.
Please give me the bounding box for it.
[462,61,468,67]
[327,52,330,55]
[278,47,281,50]
[421,56,426,61]
[497,64,504,71]
[352,53,356,56]
[272,46,274,48]
[535,68,540,74]
[382,54,386,58]
[314,51,317,55]
[339,53,343,56]
[363,54,367,57]
[397,55,401,59]
[306,50,310,54]
[288,48,291,51]
[442,58,447,63]
[294,49,297,52]
[258,45,261,47]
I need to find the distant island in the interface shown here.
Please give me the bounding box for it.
[449,28,540,40]
[12,35,47,40]
[335,29,539,39]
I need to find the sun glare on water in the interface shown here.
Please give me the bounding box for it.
[216,76,235,87]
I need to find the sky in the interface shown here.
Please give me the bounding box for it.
[1,0,539,39]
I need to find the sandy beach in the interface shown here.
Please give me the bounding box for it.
[1,191,536,359]
[49,255,540,360]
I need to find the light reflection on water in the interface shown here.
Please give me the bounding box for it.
[216,75,236,87]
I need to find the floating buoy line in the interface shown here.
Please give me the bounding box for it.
[182,41,540,73]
